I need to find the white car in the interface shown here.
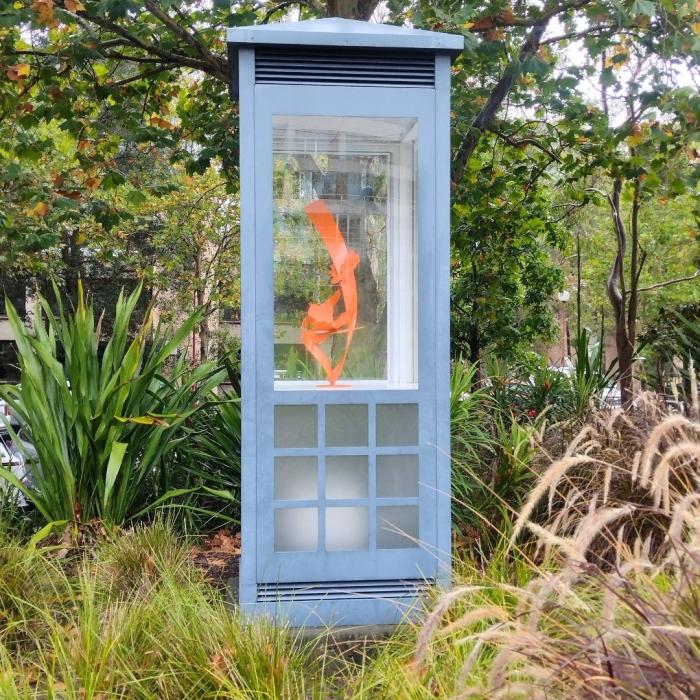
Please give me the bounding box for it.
[0,401,37,506]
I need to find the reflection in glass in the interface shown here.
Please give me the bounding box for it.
[377,506,419,549]
[273,115,417,385]
[376,403,419,446]
[326,404,368,446]
[377,454,418,497]
[274,404,317,448]
[274,456,318,500]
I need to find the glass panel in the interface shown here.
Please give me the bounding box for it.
[274,456,317,500]
[274,405,317,448]
[326,455,368,499]
[274,508,318,552]
[326,507,369,551]
[377,506,419,549]
[376,404,419,446]
[377,455,418,497]
[273,115,417,387]
[326,404,368,447]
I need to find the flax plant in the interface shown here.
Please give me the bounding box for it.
[0,283,225,526]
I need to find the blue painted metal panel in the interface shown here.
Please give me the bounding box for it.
[238,47,258,611]
[434,53,452,589]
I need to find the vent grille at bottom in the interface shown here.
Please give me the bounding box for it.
[257,579,435,603]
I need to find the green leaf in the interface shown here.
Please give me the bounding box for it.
[101,170,126,190]
[632,0,656,16]
[26,520,70,551]
[103,441,127,512]
[126,189,147,206]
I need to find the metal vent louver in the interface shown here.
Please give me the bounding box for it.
[255,48,435,88]
[257,578,435,602]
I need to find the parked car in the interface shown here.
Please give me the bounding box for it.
[0,399,38,506]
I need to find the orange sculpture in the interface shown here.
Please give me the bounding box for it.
[301,199,360,386]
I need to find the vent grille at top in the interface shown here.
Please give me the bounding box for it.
[257,578,435,602]
[255,49,435,88]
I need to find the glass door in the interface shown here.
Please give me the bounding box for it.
[254,86,437,585]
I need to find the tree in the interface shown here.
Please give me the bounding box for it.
[2,0,699,383]
[137,168,240,362]
[569,47,700,402]
[450,133,566,365]
[4,1,697,205]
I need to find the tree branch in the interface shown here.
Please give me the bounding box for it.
[635,270,700,293]
[450,0,594,186]
[109,65,175,87]
[451,22,547,185]
[79,9,227,81]
[143,0,222,73]
[492,128,562,163]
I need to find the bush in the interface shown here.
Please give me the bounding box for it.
[0,521,329,698]
[451,360,541,557]
[415,397,700,698]
[0,282,225,526]
[166,386,242,532]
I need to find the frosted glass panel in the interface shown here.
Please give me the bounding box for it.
[326,507,369,551]
[326,404,368,447]
[377,455,418,497]
[274,405,317,448]
[274,508,318,552]
[326,456,368,499]
[377,506,419,549]
[376,404,418,446]
[274,457,317,500]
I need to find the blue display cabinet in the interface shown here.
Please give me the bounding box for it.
[228,17,463,626]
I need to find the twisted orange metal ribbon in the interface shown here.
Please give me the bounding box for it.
[301,199,360,386]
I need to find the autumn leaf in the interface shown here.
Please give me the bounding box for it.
[149,114,176,130]
[29,202,50,217]
[471,16,495,31]
[64,0,86,11]
[57,189,83,201]
[538,45,552,63]
[84,176,101,189]
[31,0,57,26]
[627,127,643,148]
[6,63,30,81]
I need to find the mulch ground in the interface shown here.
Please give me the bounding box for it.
[190,529,241,585]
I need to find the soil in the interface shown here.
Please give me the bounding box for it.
[190,528,241,585]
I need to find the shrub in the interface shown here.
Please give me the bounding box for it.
[416,397,700,698]
[0,283,225,526]
[167,386,242,532]
[451,360,541,557]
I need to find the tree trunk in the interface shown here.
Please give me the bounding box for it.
[605,178,635,404]
[325,0,380,20]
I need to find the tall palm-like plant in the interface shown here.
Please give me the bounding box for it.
[0,283,225,526]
